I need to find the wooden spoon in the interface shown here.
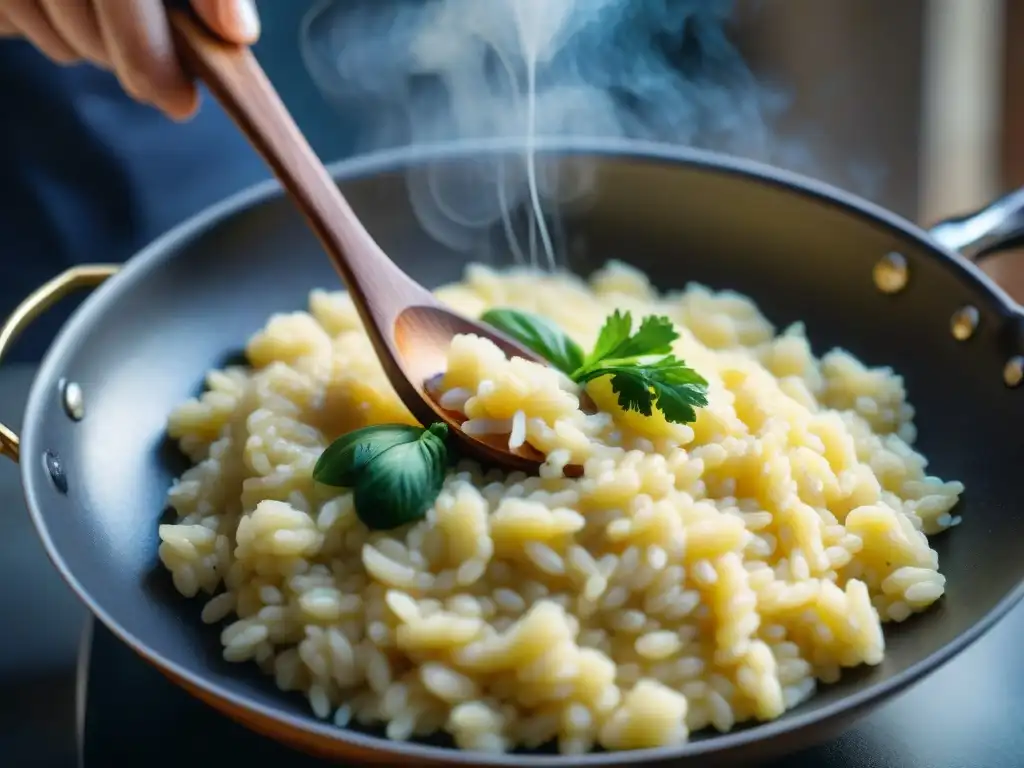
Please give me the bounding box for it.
[168,11,576,476]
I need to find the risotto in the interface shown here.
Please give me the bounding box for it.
[158,260,962,754]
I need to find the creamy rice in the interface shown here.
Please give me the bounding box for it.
[158,260,962,753]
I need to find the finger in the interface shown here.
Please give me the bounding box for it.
[2,0,79,63]
[93,0,197,119]
[40,0,108,66]
[190,0,260,45]
[0,9,17,36]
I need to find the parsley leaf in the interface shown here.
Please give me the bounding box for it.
[586,309,635,364]
[478,305,708,425]
[572,310,705,424]
[578,311,679,377]
[480,308,585,376]
[575,355,709,424]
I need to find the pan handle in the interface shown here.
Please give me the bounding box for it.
[0,264,120,464]
[928,188,1024,262]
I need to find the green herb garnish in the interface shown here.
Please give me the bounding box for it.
[571,311,709,424]
[480,308,585,376]
[483,308,709,424]
[313,423,424,487]
[313,423,449,531]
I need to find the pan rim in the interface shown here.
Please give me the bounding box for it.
[21,136,1024,764]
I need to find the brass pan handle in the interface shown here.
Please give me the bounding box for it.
[0,264,120,464]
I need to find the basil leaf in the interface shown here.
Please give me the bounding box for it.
[424,422,449,442]
[312,424,424,487]
[480,308,585,375]
[353,426,449,531]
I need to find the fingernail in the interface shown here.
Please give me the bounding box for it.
[229,0,261,42]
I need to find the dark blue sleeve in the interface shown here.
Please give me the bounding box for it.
[0,41,269,362]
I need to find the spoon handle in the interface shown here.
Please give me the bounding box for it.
[168,11,433,328]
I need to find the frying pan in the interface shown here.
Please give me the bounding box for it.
[3,138,1024,766]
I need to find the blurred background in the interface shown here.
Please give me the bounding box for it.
[1,0,1021,765]
[254,0,1019,289]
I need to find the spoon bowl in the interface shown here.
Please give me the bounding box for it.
[169,11,562,474]
[392,304,556,473]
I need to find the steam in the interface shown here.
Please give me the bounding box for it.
[300,0,801,268]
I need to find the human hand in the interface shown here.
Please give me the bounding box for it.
[0,0,260,120]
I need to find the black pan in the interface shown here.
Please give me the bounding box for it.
[4,139,1024,766]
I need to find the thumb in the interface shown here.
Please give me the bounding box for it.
[190,0,261,45]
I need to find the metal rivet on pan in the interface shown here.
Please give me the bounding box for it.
[873,252,909,294]
[950,305,980,341]
[1004,356,1024,388]
[59,379,85,421]
[43,450,68,494]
